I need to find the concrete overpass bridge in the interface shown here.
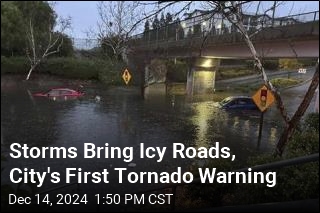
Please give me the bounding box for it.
[127,11,319,95]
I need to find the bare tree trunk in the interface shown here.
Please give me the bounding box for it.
[271,1,277,27]
[25,15,70,80]
[276,61,319,156]
[220,2,318,157]
[224,4,291,123]
[26,63,38,80]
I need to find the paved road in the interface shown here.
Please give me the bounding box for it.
[279,72,318,115]
[216,68,314,89]
[214,67,317,116]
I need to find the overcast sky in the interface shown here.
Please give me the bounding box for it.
[54,1,319,38]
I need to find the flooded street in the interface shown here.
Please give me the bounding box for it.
[1,77,316,211]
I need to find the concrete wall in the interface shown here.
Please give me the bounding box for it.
[192,71,216,94]
[186,58,220,95]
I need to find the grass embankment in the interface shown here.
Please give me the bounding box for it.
[216,67,256,80]
[1,56,126,86]
[270,78,303,88]
[233,77,303,93]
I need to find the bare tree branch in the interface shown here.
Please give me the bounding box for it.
[25,15,71,80]
[138,1,319,156]
[96,1,145,61]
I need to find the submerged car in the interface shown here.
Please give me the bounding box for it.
[33,88,84,98]
[217,96,259,110]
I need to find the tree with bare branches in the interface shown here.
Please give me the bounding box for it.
[213,1,319,156]
[26,17,71,80]
[139,1,319,156]
[24,2,71,80]
[97,1,144,61]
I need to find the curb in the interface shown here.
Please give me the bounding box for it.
[279,77,313,91]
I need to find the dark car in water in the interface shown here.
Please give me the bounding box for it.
[217,96,259,110]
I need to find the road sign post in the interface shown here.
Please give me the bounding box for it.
[252,85,275,147]
[257,112,264,149]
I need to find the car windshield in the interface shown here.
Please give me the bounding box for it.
[219,97,233,106]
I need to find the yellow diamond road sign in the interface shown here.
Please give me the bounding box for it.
[122,68,131,85]
[252,85,275,112]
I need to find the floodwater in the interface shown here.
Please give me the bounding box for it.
[1,77,315,211]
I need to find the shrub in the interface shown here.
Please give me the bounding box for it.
[98,60,126,86]
[235,113,319,204]
[39,57,100,79]
[270,78,301,88]
[1,56,127,85]
[1,56,29,74]
[297,59,317,67]
[217,67,256,80]
[279,58,302,70]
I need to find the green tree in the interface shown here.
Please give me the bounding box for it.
[100,36,123,61]
[151,15,160,41]
[165,12,173,25]
[160,12,166,27]
[1,1,73,58]
[53,33,74,57]
[143,20,150,41]
[174,18,185,40]
[15,1,72,80]
[279,58,301,70]
[152,14,160,29]
[144,19,150,32]
[159,13,167,39]
[15,1,56,54]
[1,1,25,56]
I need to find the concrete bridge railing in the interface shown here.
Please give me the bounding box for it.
[128,11,319,51]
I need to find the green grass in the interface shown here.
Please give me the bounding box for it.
[1,56,126,86]
[216,68,256,80]
[231,77,302,94]
[233,84,261,93]
[270,78,302,88]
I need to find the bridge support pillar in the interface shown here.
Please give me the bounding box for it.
[186,58,220,96]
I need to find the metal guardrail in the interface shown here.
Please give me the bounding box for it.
[129,11,319,47]
[72,11,319,50]
[112,153,319,211]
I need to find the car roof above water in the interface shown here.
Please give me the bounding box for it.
[228,96,252,99]
[221,96,252,102]
[49,88,77,92]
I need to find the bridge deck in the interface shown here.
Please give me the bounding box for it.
[129,21,319,58]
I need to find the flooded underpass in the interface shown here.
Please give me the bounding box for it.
[1,77,316,211]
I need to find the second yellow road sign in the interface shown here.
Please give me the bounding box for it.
[252,85,275,112]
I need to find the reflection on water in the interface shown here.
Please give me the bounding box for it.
[233,116,240,128]
[1,83,283,157]
[190,102,215,148]
[269,127,278,146]
[1,80,285,197]
[243,120,250,137]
